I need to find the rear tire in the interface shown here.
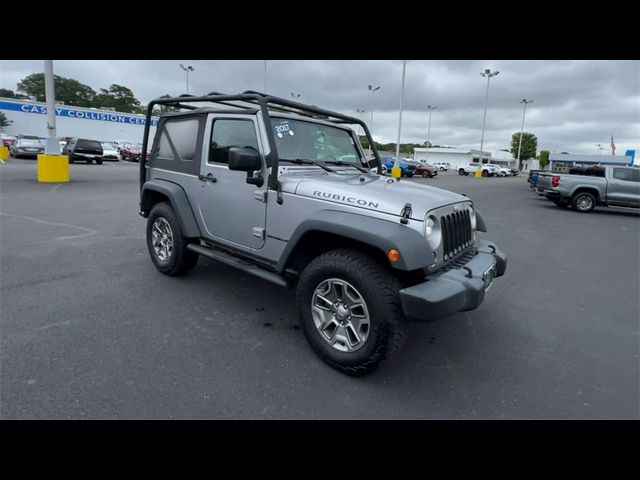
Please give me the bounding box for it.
[96,158,103,165]
[146,202,199,276]
[482,170,488,177]
[572,192,596,213]
[296,249,407,376]
[458,168,465,175]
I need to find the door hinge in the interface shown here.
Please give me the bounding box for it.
[252,227,265,239]
[254,190,267,202]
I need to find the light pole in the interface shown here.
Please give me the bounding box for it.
[425,105,437,164]
[479,68,499,162]
[392,61,407,179]
[264,60,267,93]
[516,98,533,170]
[367,84,380,156]
[179,64,195,95]
[596,143,603,155]
[356,108,366,137]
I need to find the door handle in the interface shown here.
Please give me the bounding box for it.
[199,173,217,183]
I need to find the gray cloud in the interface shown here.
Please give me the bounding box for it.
[1,59,638,155]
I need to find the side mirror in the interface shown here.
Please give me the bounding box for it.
[228,147,261,172]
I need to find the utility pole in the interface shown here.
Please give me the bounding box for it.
[179,64,195,94]
[479,68,499,162]
[425,105,437,164]
[392,61,407,179]
[367,84,380,156]
[517,99,533,170]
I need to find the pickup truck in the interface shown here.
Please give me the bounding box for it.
[458,163,497,177]
[537,165,640,212]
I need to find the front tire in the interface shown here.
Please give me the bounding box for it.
[146,202,199,276]
[572,192,596,213]
[296,249,407,376]
[458,168,465,175]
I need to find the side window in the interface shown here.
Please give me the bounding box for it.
[165,119,199,161]
[210,119,259,165]
[155,130,174,160]
[633,169,640,182]
[613,168,634,181]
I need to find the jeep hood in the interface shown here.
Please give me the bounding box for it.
[279,169,469,219]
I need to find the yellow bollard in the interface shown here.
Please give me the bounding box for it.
[391,166,402,179]
[37,154,69,183]
[475,169,482,178]
[0,146,9,161]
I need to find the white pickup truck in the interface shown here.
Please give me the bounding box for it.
[458,163,498,177]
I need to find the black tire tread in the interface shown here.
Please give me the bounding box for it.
[147,202,199,276]
[296,249,407,376]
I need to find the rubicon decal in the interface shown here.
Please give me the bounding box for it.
[313,191,379,209]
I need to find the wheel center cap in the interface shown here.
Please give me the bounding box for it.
[335,304,349,321]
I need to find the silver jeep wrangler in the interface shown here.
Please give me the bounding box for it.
[139,91,507,376]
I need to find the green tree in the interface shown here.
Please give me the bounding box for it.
[17,73,97,107]
[18,73,96,107]
[151,94,181,115]
[539,150,550,169]
[0,88,26,99]
[95,84,141,113]
[510,131,538,168]
[0,111,13,130]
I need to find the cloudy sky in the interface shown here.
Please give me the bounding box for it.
[1,60,639,155]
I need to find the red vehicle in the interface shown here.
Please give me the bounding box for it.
[415,163,438,178]
[1,133,17,149]
[121,143,143,162]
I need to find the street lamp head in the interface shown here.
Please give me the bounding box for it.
[427,105,437,110]
[290,92,301,98]
[368,85,380,92]
[180,64,195,72]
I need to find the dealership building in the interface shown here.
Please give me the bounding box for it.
[413,147,492,169]
[0,97,158,144]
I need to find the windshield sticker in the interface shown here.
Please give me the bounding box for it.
[274,121,295,138]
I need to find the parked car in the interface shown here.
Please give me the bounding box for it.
[1,133,17,149]
[415,163,438,178]
[10,139,44,158]
[112,140,132,152]
[63,138,104,164]
[121,143,144,162]
[537,165,639,212]
[458,163,497,177]
[138,91,507,376]
[17,134,42,141]
[510,168,520,176]
[101,142,121,161]
[380,156,415,177]
[431,162,450,171]
[488,165,511,177]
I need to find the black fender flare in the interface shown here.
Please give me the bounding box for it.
[140,179,201,238]
[276,210,433,272]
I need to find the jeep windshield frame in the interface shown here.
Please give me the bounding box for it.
[140,91,381,191]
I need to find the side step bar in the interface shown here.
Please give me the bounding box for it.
[187,243,290,288]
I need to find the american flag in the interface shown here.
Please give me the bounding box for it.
[611,135,616,155]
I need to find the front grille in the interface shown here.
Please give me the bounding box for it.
[441,209,472,260]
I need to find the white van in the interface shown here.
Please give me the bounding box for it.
[431,162,450,171]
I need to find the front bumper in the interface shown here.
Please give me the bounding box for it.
[399,239,507,322]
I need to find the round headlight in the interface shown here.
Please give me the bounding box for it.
[425,215,441,249]
[425,217,434,240]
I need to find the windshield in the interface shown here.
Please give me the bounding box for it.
[101,143,116,149]
[271,117,363,165]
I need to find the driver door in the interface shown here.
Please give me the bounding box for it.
[196,115,268,250]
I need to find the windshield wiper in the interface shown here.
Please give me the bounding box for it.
[279,158,337,173]
[324,160,369,173]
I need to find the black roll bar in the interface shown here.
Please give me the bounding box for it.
[140,91,381,193]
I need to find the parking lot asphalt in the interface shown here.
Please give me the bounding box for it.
[1,159,638,419]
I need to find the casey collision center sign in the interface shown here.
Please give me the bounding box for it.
[0,99,159,127]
